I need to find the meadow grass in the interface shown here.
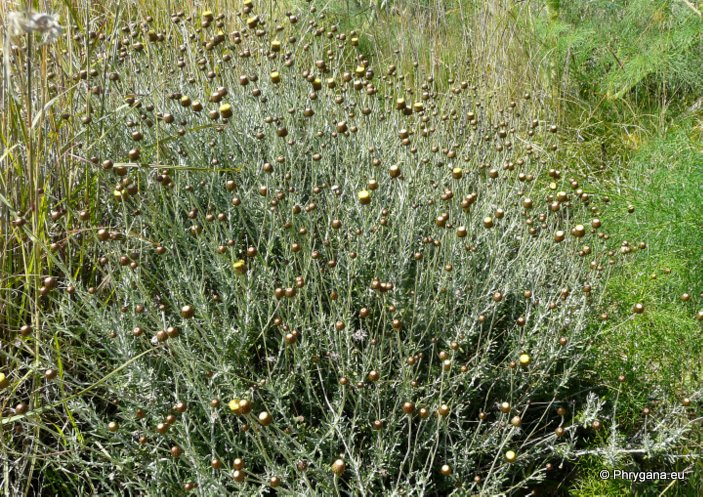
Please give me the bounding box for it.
[558,116,703,496]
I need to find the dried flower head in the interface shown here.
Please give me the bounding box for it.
[7,11,63,43]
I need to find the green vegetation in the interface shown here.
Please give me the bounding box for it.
[596,122,703,410]
[1,0,701,495]
[573,120,703,496]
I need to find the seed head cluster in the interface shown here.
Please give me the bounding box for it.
[1,1,699,496]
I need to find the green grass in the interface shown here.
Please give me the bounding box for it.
[596,119,703,411]
[570,452,703,497]
[570,118,703,496]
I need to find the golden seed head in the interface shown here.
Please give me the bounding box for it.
[238,399,252,414]
[571,224,586,238]
[219,103,233,118]
[358,190,371,204]
[233,259,247,274]
[228,399,241,413]
[331,459,346,475]
[258,411,272,426]
[518,353,531,366]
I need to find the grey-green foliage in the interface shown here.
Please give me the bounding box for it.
[2,2,702,496]
[5,3,619,495]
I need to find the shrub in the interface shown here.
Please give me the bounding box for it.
[1,2,699,496]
